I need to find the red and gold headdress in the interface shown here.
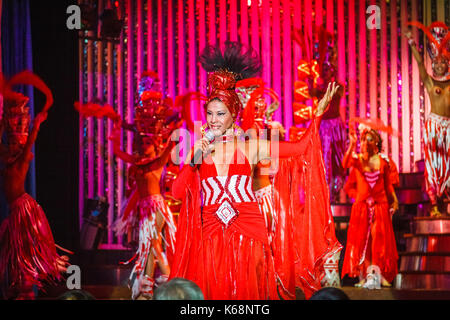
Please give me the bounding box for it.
[199,41,262,122]
[236,77,279,131]
[134,71,181,153]
[1,70,54,146]
[408,21,450,81]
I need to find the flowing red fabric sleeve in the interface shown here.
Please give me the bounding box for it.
[169,164,206,290]
[271,116,342,300]
[344,168,358,200]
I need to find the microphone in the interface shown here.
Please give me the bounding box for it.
[190,130,215,167]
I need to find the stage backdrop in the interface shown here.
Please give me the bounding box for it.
[78,0,450,247]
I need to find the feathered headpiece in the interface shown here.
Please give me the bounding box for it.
[408,21,450,80]
[235,77,279,131]
[134,71,181,153]
[349,117,398,153]
[199,41,262,121]
[1,70,54,146]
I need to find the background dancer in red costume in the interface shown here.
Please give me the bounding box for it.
[0,72,69,299]
[341,123,399,287]
[170,41,341,300]
[405,21,450,216]
[109,72,182,300]
[237,78,282,242]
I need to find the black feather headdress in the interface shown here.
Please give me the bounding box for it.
[199,41,262,81]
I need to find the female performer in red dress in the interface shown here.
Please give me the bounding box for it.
[169,42,341,300]
[341,125,399,287]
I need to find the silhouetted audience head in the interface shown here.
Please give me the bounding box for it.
[57,289,96,300]
[153,277,204,300]
[309,287,350,300]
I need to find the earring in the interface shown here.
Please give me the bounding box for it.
[232,123,243,136]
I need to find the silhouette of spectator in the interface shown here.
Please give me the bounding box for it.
[153,277,204,300]
[309,287,350,300]
[57,289,96,300]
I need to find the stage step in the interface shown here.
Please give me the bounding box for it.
[395,272,450,290]
[399,252,450,272]
[404,234,450,252]
[341,286,450,300]
[413,217,450,234]
[396,216,450,290]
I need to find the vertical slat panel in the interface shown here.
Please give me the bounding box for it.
[436,0,446,21]
[157,0,164,90]
[240,0,249,46]
[188,0,197,123]
[147,0,154,70]
[116,3,125,233]
[96,1,104,201]
[292,0,301,82]
[358,0,367,119]
[380,0,389,153]
[272,0,281,122]
[78,37,84,229]
[219,0,227,45]
[348,0,357,122]
[337,0,346,119]
[315,0,323,26]
[261,0,271,90]
[411,0,422,167]
[136,0,143,80]
[390,0,400,169]
[401,0,411,172]
[87,32,95,200]
[106,41,115,245]
[229,0,238,42]
[423,0,431,116]
[369,0,378,120]
[167,0,176,100]
[326,0,334,32]
[198,0,207,124]
[282,0,293,139]
[250,0,259,55]
[178,0,186,94]
[209,0,217,46]
[126,0,134,161]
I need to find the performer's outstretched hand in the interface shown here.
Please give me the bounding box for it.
[316,82,340,117]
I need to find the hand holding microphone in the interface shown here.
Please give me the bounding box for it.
[190,130,215,167]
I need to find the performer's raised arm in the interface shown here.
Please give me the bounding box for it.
[256,82,340,161]
[405,30,433,91]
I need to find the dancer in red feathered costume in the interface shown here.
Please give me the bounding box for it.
[0,71,70,299]
[169,42,342,300]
